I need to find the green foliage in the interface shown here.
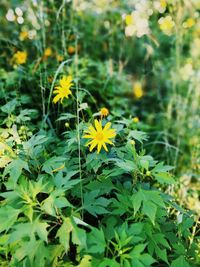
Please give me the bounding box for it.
[0,0,199,266]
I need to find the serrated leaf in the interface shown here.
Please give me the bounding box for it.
[87,228,106,254]
[154,172,175,185]
[170,255,191,267]
[142,201,157,224]
[132,191,143,216]
[0,206,20,232]
[115,159,137,172]
[3,158,30,185]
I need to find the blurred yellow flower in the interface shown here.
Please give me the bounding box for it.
[183,18,195,29]
[133,117,139,123]
[44,47,53,57]
[83,120,116,153]
[57,54,64,62]
[158,16,175,35]
[125,14,134,26]
[68,46,76,54]
[133,81,144,99]
[13,51,27,65]
[130,140,135,146]
[19,30,28,41]
[100,107,109,118]
[53,75,73,104]
[160,0,166,9]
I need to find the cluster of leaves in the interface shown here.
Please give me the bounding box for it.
[0,113,199,266]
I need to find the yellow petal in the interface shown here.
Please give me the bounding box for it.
[95,120,102,132]
[53,94,61,104]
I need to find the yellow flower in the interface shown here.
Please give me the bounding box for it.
[125,14,134,26]
[56,54,64,62]
[133,81,144,99]
[19,30,28,41]
[13,51,27,65]
[44,47,52,57]
[130,140,135,146]
[53,75,73,104]
[133,117,139,123]
[83,120,116,153]
[158,16,175,35]
[160,0,167,9]
[68,46,76,54]
[183,18,195,29]
[100,107,109,118]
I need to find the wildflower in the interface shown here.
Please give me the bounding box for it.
[13,51,27,65]
[19,30,28,41]
[154,0,167,13]
[53,75,73,104]
[125,14,134,26]
[44,47,52,57]
[68,46,75,55]
[100,107,109,118]
[65,122,70,128]
[158,16,175,36]
[83,120,116,153]
[133,117,139,123]
[133,81,144,99]
[130,140,135,146]
[56,54,64,62]
[183,18,195,29]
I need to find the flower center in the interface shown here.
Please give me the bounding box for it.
[96,132,104,141]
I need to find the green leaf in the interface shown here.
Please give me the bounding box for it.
[87,228,106,254]
[131,243,147,257]
[139,253,156,266]
[78,255,92,267]
[115,159,137,172]
[131,258,145,267]
[170,256,191,267]
[132,191,143,216]
[1,99,18,114]
[0,206,20,232]
[83,190,111,217]
[156,247,169,264]
[35,221,49,243]
[128,130,148,143]
[56,218,72,251]
[42,156,66,176]
[56,217,86,252]
[3,158,30,185]
[142,201,157,224]
[154,172,175,185]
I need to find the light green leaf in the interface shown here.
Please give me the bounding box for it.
[142,201,157,224]
[0,206,20,232]
[170,255,191,267]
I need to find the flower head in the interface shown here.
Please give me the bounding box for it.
[53,75,73,104]
[133,117,139,123]
[68,46,76,54]
[19,30,28,41]
[125,14,134,26]
[158,16,175,35]
[100,107,109,118]
[183,18,195,29]
[133,81,144,99]
[83,120,116,153]
[13,51,27,65]
[44,47,52,57]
